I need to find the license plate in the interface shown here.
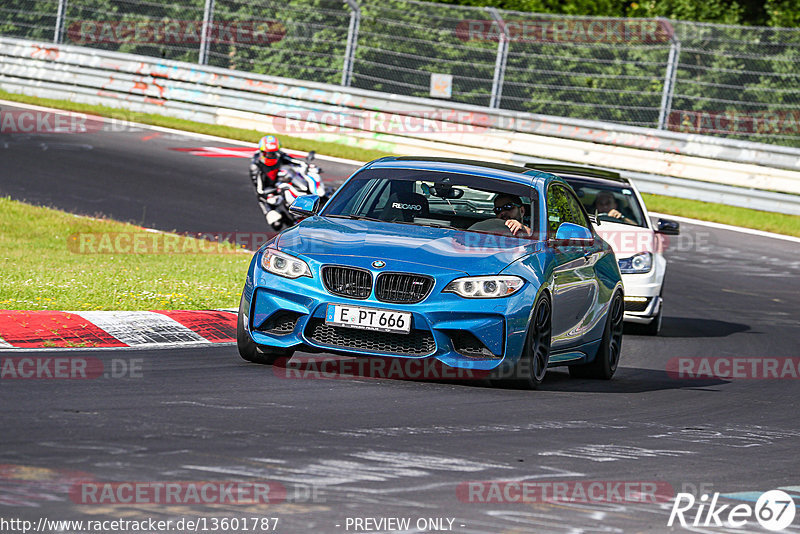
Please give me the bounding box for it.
[325,304,411,334]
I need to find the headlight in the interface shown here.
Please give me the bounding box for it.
[261,249,312,279]
[618,252,652,274]
[443,276,524,298]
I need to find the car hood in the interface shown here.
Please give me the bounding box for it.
[595,220,665,256]
[277,216,535,275]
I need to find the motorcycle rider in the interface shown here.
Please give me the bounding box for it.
[250,135,301,228]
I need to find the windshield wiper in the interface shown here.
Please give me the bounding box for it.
[327,214,383,222]
[415,222,451,229]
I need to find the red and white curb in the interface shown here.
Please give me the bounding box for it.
[0,310,238,350]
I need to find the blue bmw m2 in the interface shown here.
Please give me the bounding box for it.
[237,157,624,388]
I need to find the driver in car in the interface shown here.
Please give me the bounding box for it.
[470,194,531,236]
[494,194,531,236]
[593,191,634,224]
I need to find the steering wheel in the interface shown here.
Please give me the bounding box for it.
[471,217,515,236]
[596,213,622,223]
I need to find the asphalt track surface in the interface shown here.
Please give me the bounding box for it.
[2,104,800,533]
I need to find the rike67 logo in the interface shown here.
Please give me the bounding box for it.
[669,490,796,531]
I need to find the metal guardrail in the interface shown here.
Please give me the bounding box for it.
[1,36,799,215]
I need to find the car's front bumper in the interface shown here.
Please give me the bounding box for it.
[243,266,538,371]
[623,295,662,324]
[620,258,665,322]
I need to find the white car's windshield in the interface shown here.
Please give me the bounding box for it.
[323,169,540,239]
[565,178,647,228]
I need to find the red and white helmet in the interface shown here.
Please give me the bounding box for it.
[258,135,280,165]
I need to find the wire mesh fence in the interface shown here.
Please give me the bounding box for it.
[2,0,799,147]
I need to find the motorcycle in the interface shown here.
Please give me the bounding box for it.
[256,151,334,231]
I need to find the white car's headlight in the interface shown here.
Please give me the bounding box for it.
[443,276,524,298]
[618,252,652,274]
[261,249,312,279]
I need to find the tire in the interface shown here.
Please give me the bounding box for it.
[493,295,551,389]
[236,292,293,365]
[569,291,623,380]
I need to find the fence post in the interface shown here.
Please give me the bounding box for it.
[487,8,509,109]
[342,0,361,87]
[53,0,68,44]
[657,21,681,130]
[198,0,215,65]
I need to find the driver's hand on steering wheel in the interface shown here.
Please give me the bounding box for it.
[505,219,530,236]
[607,209,625,219]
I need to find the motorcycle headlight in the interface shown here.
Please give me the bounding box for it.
[261,249,312,279]
[618,252,653,274]
[443,276,524,298]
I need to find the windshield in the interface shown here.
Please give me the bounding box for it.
[564,178,647,228]
[322,168,539,239]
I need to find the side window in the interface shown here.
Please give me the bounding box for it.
[546,185,572,237]
[564,189,591,229]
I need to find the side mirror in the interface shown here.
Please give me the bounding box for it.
[443,187,464,199]
[656,218,680,235]
[289,194,320,217]
[554,222,593,243]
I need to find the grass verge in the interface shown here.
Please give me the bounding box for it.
[641,193,800,237]
[0,197,252,310]
[3,89,799,237]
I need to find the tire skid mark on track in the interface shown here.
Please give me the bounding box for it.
[320,420,627,438]
[539,444,695,462]
[647,425,800,448]
[184,451,512,487]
